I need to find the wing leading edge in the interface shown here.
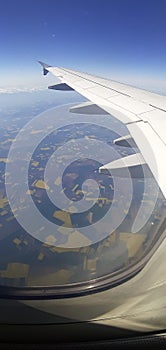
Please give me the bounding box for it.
[39,61,166,198]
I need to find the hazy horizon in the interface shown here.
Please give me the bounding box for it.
[0,0,166,95]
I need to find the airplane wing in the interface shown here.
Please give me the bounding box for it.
[39,61,166,198]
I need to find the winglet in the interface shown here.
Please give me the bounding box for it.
[38,61,52,76]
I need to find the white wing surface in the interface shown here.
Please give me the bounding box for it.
[39,61,166,198]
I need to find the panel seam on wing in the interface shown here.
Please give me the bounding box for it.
[59,67,132,98]
[58,68,161,115]
[125,120,143,125]
[149,104,166,112]
[127,119,166,147]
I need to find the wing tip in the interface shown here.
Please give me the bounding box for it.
[38,61,52,75]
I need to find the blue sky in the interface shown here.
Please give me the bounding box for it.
[0,0,166,94]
